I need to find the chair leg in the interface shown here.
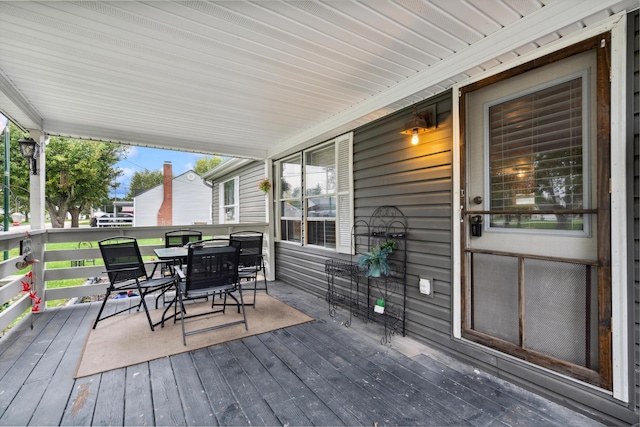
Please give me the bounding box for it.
[92,289,112,329]
[141,300,155,332]
[178,291,187,346]
[237,287,248,331]
[261,261,268,294]
[253,275,258,308]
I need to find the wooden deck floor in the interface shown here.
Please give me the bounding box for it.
[0,281,604,426]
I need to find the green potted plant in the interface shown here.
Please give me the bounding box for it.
[380,239,397,253]
[358,245,392,278]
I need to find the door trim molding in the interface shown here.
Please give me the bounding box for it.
[451,13,628,402]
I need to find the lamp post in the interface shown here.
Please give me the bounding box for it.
[1,115,8,262]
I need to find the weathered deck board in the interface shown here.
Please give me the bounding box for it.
[148,357,187,426]
[0,281,605,427]
[124,363,154,427]
[251,331,363,426]
[209,342,281,426]
[302,320,500,425]
[247,334,344,426]
[192,348,248,426]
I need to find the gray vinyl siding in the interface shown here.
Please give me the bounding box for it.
[631,10,639,417]
[276,90,453,341]
[212,162,266,224]
[353,94,453,341]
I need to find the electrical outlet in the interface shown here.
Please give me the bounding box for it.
[419,277,433,297]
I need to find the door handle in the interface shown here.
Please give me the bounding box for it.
[470,215,482,237]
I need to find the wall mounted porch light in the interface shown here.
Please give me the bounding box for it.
[18,137,40,175]
[400,104,436,145]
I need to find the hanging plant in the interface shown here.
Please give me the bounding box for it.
[258,178,271,193]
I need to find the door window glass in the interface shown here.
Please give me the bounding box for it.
[488,76,586,232]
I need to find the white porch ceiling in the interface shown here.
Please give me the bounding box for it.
[0,1,636,160]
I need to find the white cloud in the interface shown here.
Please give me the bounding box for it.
[121,167,136,179]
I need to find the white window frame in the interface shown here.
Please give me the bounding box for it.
[304,141,337,249]
[278,154,303,244]
[276,132,353,254]
[218,176,239,224]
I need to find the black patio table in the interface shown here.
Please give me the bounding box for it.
[153,246,188,264]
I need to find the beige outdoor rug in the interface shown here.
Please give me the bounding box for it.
[75,293,314,378]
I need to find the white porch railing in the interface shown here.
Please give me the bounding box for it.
[0,223,270,332]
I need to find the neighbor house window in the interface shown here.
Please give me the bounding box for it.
[277,133,353,253]
[219,177,239,223]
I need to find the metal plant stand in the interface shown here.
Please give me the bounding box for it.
[326,206,407,345]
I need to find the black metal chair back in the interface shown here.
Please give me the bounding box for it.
[94,236,177,331]
[229,231,267,301]
[165,229,203,248]
[184,244,240,296]
[168,241,247,345]
[99,237,147,284]
[230,231,263,268]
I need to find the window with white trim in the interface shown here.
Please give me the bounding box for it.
[277,133,353,253]
[219,177,239,224]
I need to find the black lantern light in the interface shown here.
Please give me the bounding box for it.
[18,137,39,175]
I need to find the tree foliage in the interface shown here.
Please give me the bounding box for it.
[194,156,222,175]
[0,126,127,228]
[45,137,127,227]
[2,125,31,217]
[126,169,164,199]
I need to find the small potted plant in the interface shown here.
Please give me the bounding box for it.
[258,178,271,193]
[374,297,385,314]
[358,245,391,278]
[380,239,397,253]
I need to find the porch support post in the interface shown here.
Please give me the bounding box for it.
[26,130,46,231]
[264,158,275,281]
[26,130,47,310]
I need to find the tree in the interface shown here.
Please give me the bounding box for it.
[1,125,37,220]
[126,169,164,199]
[45,138,127,227]
[194,156,222,175]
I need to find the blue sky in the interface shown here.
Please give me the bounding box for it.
[114,146,206,197]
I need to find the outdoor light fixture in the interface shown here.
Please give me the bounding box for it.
[400,104,436,145]
[18,137,39,175]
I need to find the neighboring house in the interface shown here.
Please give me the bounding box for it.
[133,162,211,226]
[273,13,639,425]
[201,158,268,225]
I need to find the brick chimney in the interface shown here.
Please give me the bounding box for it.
[157,161,172,226]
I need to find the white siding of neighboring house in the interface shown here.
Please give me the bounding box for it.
[172,172,211,225]
[133,186,163,227]
[133,171,211,226]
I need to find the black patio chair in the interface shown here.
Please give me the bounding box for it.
[168,240,247,346]
[93,236,178,331]
[152,229,204,277]
[230,231,267,306]
[165,229,203,248]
